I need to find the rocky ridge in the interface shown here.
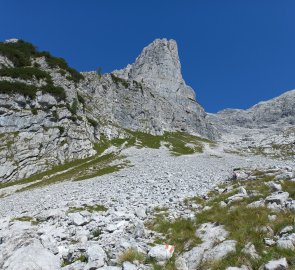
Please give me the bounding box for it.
[0,38,218,183]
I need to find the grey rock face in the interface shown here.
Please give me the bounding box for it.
[210,89,295,129]
[114,39,195,100]
[3,241,61,270]
[0,38,218,183]
[111,38,218,139]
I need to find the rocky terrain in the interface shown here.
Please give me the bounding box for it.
[0,38,294,270]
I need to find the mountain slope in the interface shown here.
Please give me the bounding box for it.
[0,38,218,182]
[210,89,295,129]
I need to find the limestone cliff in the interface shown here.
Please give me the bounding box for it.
[0,38,218,182]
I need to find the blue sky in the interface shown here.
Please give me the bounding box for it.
[1,0,295,112]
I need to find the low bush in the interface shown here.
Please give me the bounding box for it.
[0,67,51,82]
[110,73,129,88]
[118,248,145,264]
[41,84,66,100]
[87,117,98,127]
[0,39,84,82]
[0,40,34,67]
[0,80,37,98]
[31,108,38,115]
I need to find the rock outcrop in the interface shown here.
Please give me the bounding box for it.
[0,38,218,182]
[210,89,295,129]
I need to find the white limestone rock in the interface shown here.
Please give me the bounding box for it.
[148,244,174,262]
[2,241,60,270]
[265,192,289,205]
[264,257,288,270]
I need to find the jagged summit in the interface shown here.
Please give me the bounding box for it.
[114,38,196,100]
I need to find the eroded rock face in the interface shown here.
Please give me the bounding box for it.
[109,38,218,138]
[210,89,295,129]
[0,38,219,183]
[114,39,195,100]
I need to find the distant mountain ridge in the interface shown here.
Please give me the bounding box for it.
[209,89,295,130]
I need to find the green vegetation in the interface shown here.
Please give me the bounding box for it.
[92,228,102,238]
[146,171,295,270]
[0,67,51,82]
[75,253,88,263]
[0,80,38,98]
[31,107,38,115]
[118,248,145,264]
[132,80,143,91]
[146,215,202,254]
[97,67,102,79]
[39,51,84,83]
[110,73,129,88]
[86,117,98,127]
[17,153,127,192]
[40,84,66,100]
[11,216,40,225]
[0,131,212,193]
[0,39,84,82]
[69,98,78,114]
[0,40,35,67]
[0,80,66,100]
[57,126,65,134]
[68,204,107,213]
[62,253,88,267]
[184,195,205,206]
[281,180,295,199]
[77,93,85,105]
[241,143,294,160]
[125,130,214,156]
[0,135,128,192]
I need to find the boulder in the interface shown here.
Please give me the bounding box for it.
[241,242,260,260]
[264,258,288,270]
[148,245,174,262]
[265,192,289,205]
[277,233,295,251]
[3,241,60,270]
[202,240,237,262]
[69,213,90,226]
[86,243,107,268]
[122,262,138,270]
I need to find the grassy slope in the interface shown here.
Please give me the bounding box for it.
[146,171,295,270]
[0,131,212,192]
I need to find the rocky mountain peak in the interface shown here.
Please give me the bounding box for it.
[114,38,196,100]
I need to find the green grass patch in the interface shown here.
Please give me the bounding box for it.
[282,180,295,199]
[11,216,40,225]
[184,196,205,206]
[126,130,213,155]
[0,137,125,191]
[194,172,295,269]
[118,248,145,264]
[146,215,202,253]
[146,170,295,270]
[68,204,107,213]
[17,153,126,192]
